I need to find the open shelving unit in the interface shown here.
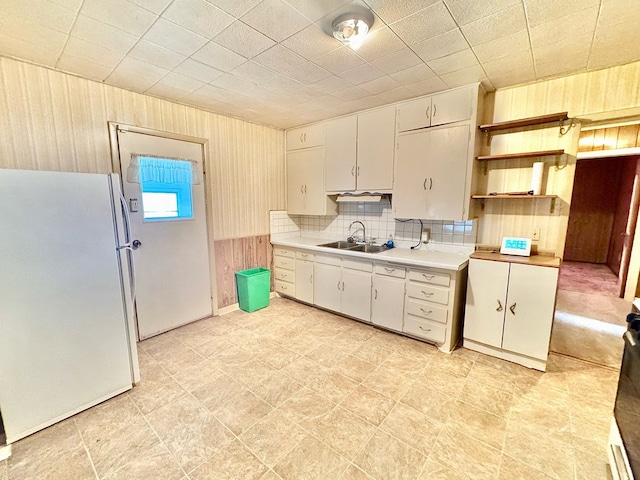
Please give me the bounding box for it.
[476,149,565,162]
[478,112,569,133]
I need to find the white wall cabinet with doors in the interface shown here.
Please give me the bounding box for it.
[286,123,325,150]
[286,146,337,216]
[325,106,396,193]
[396,86,474,133]
[314,253,372,322]
[371,263,406,331]
[463,253,560,371]
[403,266,466,353]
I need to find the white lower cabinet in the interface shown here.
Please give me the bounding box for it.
[295,251,314,304]
[463,254,560,371]
[274,247,295,297]
[314,258,342,312]
[371,264,406,331]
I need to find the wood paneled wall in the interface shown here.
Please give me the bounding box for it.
[579,123,640,151]
[0,56,285,240]
[482,61,640,258]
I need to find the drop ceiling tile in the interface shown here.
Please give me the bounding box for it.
[231,61,279,83]
[156,71,205,91]
[71,15,139,54]
[340,96,386,112]
[107,56,169,83]
[487,66,535,88]
[129,41,187,70]
[365,0,439,24]
[63,37,127,68]
[376,86,416,103]
[214,21,275,59]
[281,24,341,61]
[473,30,530,63]
[0,13,67,54]
[339,62,386,84]
[358,75,401,94]
[190,83,231,101]
[529,7,598,49]
[284,0,351,22]
[405,75,448,96]
[143,18,209,56]
[163,0,234,39]
[440,64,487,88]
[371,48,423,75]
[333,85,370,101]
[354,27,406,62]
[211,73,264,96]
[389,2,457,45]
[253,44,306,72]
[56,53,114,81]
[129,0,173,14]
[285,85,325,103]
[310,75,353,93]
[390,63,436,85]
[427,48,479,75]
[203,0,261,17]
[524,0,600,27]
[299,94,344,110]
[192,41,247,71]
[313,46,366,74]
[105,73,159,93]
[145,83,191,100]
[50,0,83,10]
[535,56,588,79]
[413,29,469,62]
[460,4,526,46]
[444,0,521,25]
[589,20,640,69]
[481,54,534,77]
[0,29,62,67]
[284,61,332,84]
[2,0,77,34]
[597,0,640,27]
[173,58,224,83]
[80,0,158,36]
[241,0,311,42]
[260,74,304,93]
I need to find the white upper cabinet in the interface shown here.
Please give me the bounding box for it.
[325,116,357,192]
[325,106,396,193]
[286,123,325,151]
[286,146,336,216]
[397,86,473,132]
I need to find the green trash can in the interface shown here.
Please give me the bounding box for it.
[235,267,271,312]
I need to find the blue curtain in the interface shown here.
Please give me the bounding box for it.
[127,155,200,184]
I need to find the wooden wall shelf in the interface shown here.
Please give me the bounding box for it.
[472,195,557,199]
[479,112,569,133]
[476,149,565,162]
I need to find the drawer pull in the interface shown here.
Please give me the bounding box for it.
[421,290,433,297]
[419,308,432,316]
[309,274,313,283]
[301,253,308,257]
[281,285,287,290]
[384,267,395,273]
[496,300,503,312]
[374,288,378,300]
[419,326,431,333]
[282,274,287,278]
[509,302,517,315]
[422,274,434,280]
[337,280,341,291]
[279,249,287,254]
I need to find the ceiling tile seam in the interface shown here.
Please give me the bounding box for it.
[521,0,540,80]
[53,0,86,71]
[585,0,605,70]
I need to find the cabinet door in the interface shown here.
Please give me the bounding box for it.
[295,259,314,304]
[371,275,405,331]
[393,129,430,218]
[286,150,307,214]
[464,258,509,348]
[397,97,432,132]
[425,125,469,219]
[325,116,357,192]
[431,87,472,127]
[357,106,396,191]
[502,263,558,360]
[342,268,372,321]
[302,146,328,215]
[314,262,342,312]
[286,124,325,150]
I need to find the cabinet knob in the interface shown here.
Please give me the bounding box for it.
[425,106,430,119]
[433,104,437,118]
[423,178,428,190]
[351,166,355,176]
[509,302,517,315]
[496,300,503,312]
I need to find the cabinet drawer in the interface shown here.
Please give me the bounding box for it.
[404,315,446,343]
[274,247,295,258]
[343,259,373,272]
[406,283,449,305]
[315,254,341,266]
[296,251,315,261]
[408,269,450,287]
[274,256,295,270]
[374,264,406,278]
[405,299,448,324]
[275,281,294,296]
[274,268,295,283]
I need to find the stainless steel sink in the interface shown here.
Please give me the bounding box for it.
[347,244,389,253]
[318,240,357,249]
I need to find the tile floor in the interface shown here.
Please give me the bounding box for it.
[1,297,619,480]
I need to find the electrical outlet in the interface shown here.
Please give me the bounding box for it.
[422,227,430,243]
[532,227,541,241]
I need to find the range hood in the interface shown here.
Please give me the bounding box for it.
[335,193,390,203]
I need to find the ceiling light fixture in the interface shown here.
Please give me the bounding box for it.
[331,12,374,50]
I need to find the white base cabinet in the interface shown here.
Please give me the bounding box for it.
[371,264,406,331]
[463,254,560,371]
[295,251,315,304]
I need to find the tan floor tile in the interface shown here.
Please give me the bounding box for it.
[102,443,185,480]
[207,345,254,369]
[279,331,324,355]
[139,331,181,356]
[507,397,572,444]
[223,327,264,350]
[145,394,235,473]
[446,400,507,450]
[307,369,360,403]
[170,359,222,393]
[156,346,207,376]
[428,426,501,480]
[339,355,378,382]
[512,380,571,415]
[566,364,619,407]
[339,322,376,343]
[312,407,377,460]
[190,335,234,358]
[368,329,404,350]
[380,402,443,455]
[254,343,300,369]
[400,381,457,423]
[239,410,307,468]
[279,356,328,385]
[191,373,245,413]
[250,370,304,407]
[189,439,268,480]
[340,385,396,426]
[418,365,468,397]
[497,454,556,480]
[354,430,426,480]
[221,358,278,390]
[7,419,95,480]
[419,458,468,479]
[352,341,394,365]
[259,471,284,480]
[573,447,612,480]
[362,365,414,399]
[428,350,475,377]
[381,351,430,378]
[128,364,187,415]
[214,389,273,435]
[466,360,518,393]
[569,397,611,455]
[273,434,349,480]
[393,335,438,359]
[339,464,376,480]
[278,387,336,430]
[459,379,514,418]
[306,342,348,368]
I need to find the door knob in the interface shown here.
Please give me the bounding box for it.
[132,239,142,249]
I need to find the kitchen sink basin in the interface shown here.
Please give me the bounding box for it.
[318,240,357,249]
[317,241,389,254]
[347,244,389,253]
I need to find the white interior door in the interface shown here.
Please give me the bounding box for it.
[117,129,212,339]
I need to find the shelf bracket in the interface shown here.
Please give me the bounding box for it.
[554,153,568,171]
[483,161,488,175]
[550,197,556,214]
[559,119,575,136]
[484,131,492,146]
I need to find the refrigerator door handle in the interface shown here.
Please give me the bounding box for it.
[118,192,137,304]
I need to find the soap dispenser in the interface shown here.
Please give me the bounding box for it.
[385,234,395,249]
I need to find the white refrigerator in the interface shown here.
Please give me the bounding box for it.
[0,169,140,444]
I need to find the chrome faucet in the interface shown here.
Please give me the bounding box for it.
[349,220,366,244]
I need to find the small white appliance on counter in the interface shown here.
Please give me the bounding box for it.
[0,169,140,444]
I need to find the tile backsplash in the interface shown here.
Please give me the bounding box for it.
[270,199,477,247]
